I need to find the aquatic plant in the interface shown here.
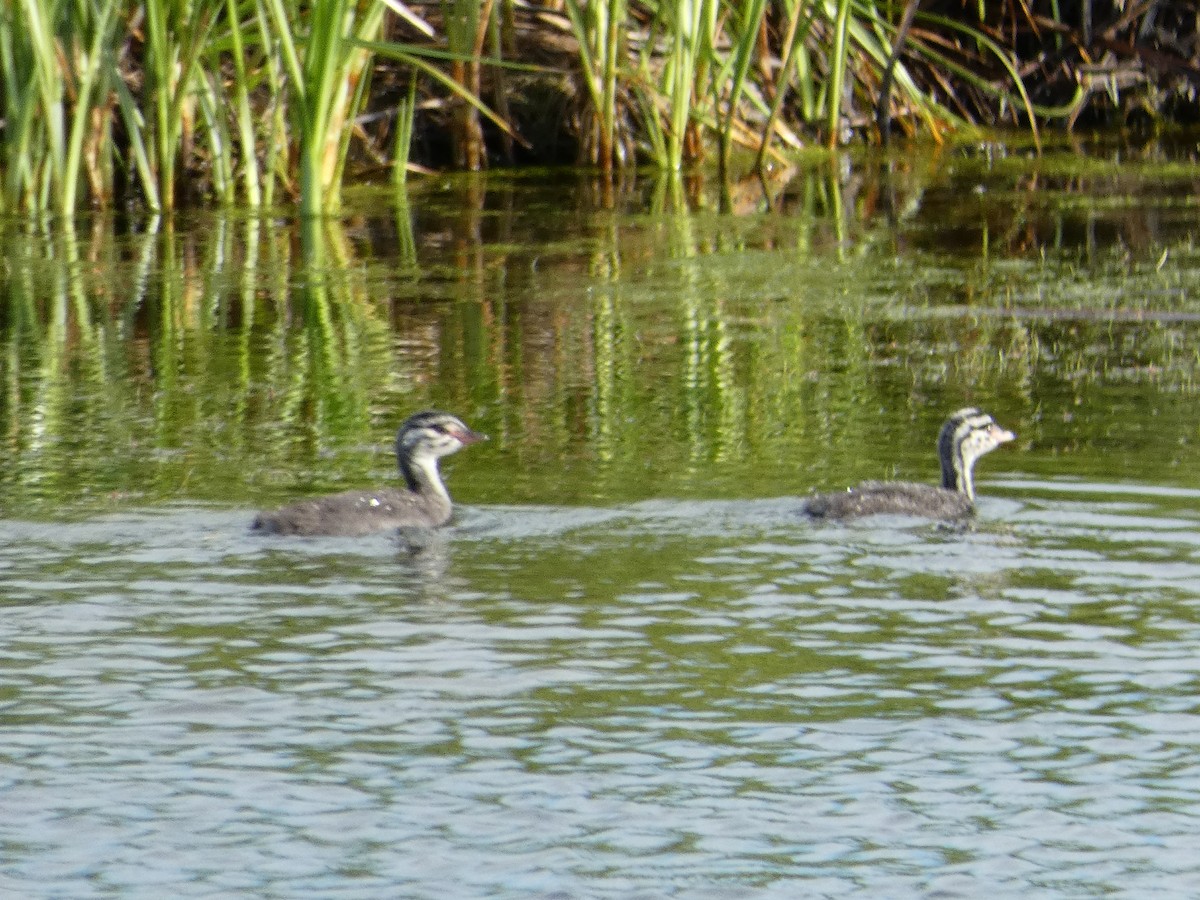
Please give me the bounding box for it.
[0,1,1196,212]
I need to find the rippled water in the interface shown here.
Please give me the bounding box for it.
[2,479,1198,896]
[5,145,1200,894]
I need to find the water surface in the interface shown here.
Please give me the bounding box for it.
[2,144,1200,896]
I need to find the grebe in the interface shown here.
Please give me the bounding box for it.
[253,410,486,536]
[803,407,1014,520]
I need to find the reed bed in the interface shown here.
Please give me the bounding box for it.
[1,1,1196,214]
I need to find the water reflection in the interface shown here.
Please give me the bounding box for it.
[3,149,1200,895]
[4,154,1200,517]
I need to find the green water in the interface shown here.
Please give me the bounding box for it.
[2,143,1199,896]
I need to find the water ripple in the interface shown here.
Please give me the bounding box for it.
[1,487,1199,896]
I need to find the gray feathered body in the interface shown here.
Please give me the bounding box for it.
[252,410,485,537]
[253,487,452,536]
[803,481,974,520]
[803,408,1014,522]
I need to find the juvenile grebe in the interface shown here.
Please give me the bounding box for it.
[803,407,1015,520]
[253,410,486,536]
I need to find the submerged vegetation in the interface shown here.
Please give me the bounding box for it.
[0,1,1198,214]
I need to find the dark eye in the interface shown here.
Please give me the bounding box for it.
[431,423,448,434]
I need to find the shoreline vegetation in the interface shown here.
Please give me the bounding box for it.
[2,0,1198,215]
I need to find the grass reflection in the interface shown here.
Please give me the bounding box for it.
[4,158,1200,517]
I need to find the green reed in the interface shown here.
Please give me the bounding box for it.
[442,0,490,170]
[262,0,388,215]
[717,0,768,173]
[0,0,1110,214]
[1,0,399,213]
[224,0,261,205]
[564,0,628,170]
[575,0,1060,169]
[4,0,68,212]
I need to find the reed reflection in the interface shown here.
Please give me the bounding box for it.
[2,160,1200,517]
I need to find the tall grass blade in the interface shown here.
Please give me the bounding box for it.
[112,73,162,211]
[61,0,119,212]
[826,0,852,148]
[664,0,697,169]
[564,0,628,169]
[15,0,67,209]
[718,0,767,173]
[197,71,235,204]
[143,0,218,209]
[224,0,262,205]
[392,77,417,187]
[755,1,815,172]
[262,0,387,214]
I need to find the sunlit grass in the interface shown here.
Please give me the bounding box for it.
[1,1,1185,212]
